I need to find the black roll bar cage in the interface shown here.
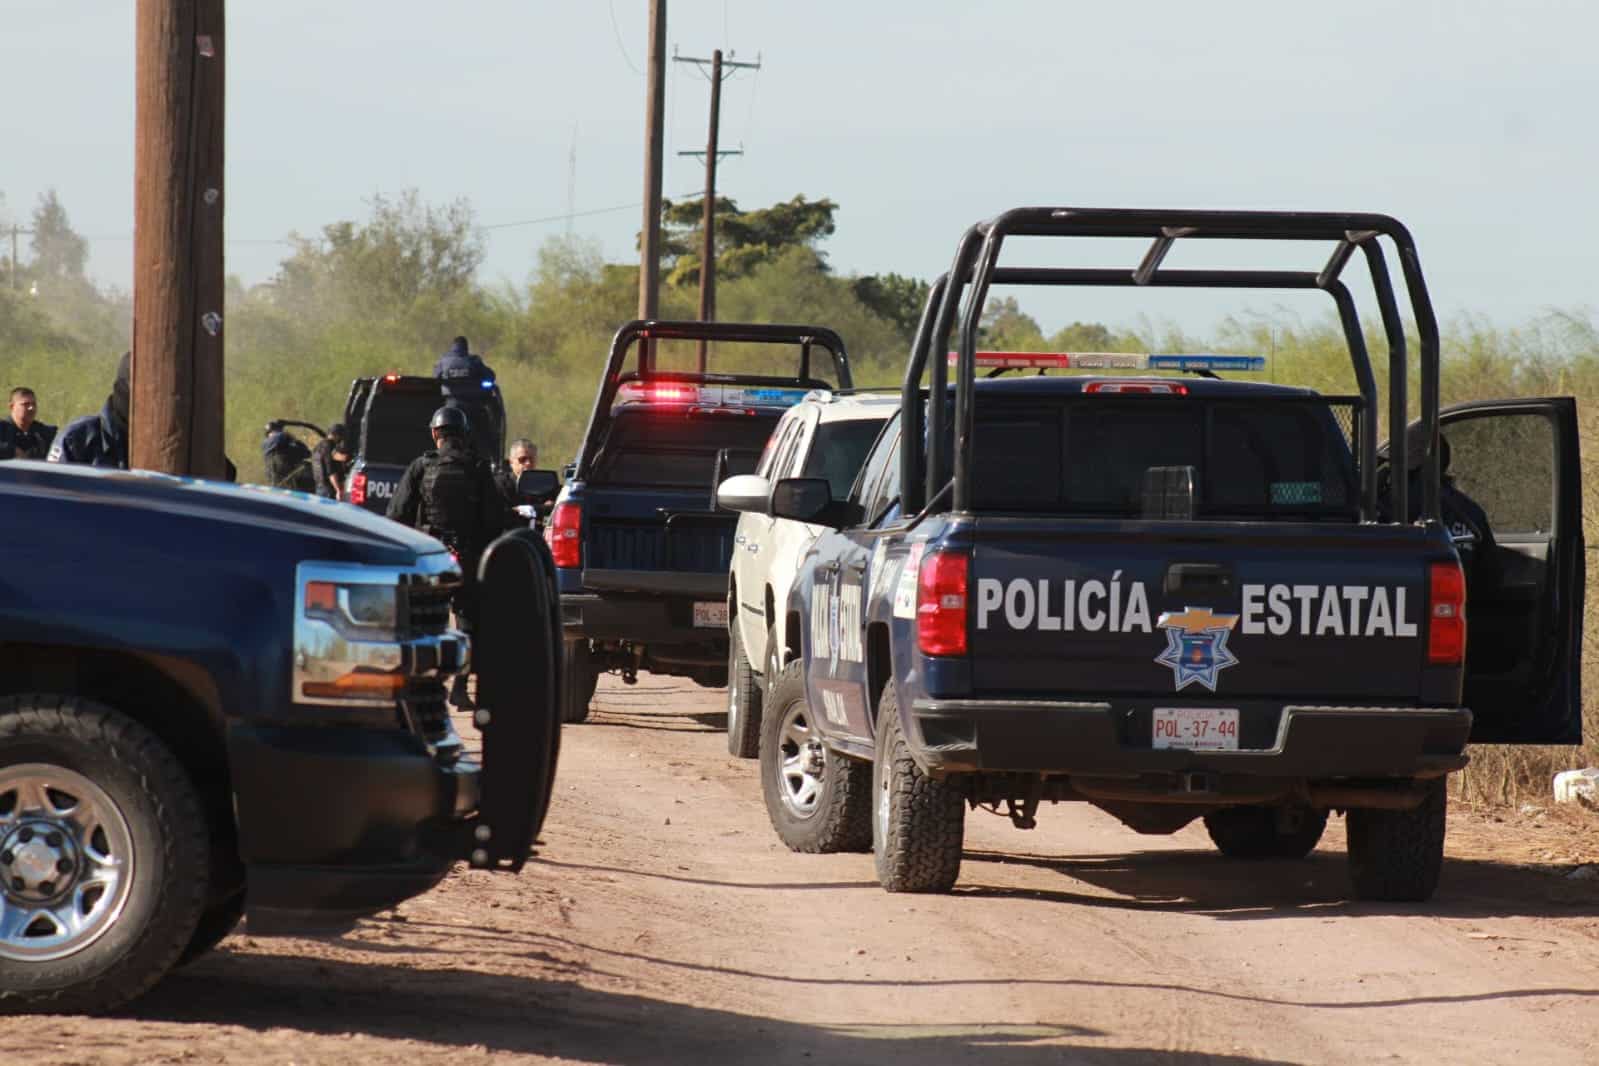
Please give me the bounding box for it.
[572,319,852,481]
[898,208,1441,526]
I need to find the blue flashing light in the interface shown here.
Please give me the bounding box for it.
[1147,354,1266,372]
[480,378,496,389]
[739,387,809,407]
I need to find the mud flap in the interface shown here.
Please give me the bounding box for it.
[471,528,562,872]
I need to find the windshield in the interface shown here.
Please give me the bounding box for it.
[970,396,1359,520]
[362,388,504,466]
[801,418,890,499]
[593,410,781,489]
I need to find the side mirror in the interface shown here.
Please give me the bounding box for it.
[716,474,771,514]
[517,469,561,502]
[769,477,835,524]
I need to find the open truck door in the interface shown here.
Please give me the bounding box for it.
[1438,397,1584,744]
[470,528,563,868]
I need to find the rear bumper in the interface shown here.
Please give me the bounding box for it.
[560,590,729,651]
[907,698,1472,779]
[230,723,479,931]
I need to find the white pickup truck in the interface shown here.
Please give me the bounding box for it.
[724,392,897,756]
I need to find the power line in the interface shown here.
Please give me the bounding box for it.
[606,0,643,75]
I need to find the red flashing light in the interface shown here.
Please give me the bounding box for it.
[547,501,582,569]
[917,550,970,657]
[616,381,701,406]
[348,470,367,505]
[1084,381,1189,395]
[382,373,401,383]
[967,351,1077,369]
[1427,561,1466,665]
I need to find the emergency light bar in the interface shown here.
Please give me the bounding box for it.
[947,351,1266,373]
[612,381,811,411]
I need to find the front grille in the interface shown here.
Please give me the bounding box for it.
[404,578,459,636]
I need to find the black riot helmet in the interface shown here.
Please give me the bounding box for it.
[430,404,470,438]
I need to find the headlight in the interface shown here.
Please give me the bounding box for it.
[305,579,399,637]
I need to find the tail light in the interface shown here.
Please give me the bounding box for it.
[348,470,367,505]
[1427,561,1466,665]
[1084,381,1188,395]
[917,550,970,657]
[547,501,582,569]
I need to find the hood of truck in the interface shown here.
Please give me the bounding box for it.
[0,460,440,566]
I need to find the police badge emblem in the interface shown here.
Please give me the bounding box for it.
[1155,607,1240,692]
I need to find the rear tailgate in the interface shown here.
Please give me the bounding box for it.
[352,460,406,514]
[969,519,1442,704]
[582,485,735,598]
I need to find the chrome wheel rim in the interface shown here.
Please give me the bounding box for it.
[776,701,827,820]
[0,764,135,962]
[727,666,740,735]
[875,752,890,846]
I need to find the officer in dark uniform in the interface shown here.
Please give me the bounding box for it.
[1381,419,1500,591]
[0,387,57,460]
[50,352,130,468]
[309,423,351,498]
[262,422,315,491]
[386,405,509,706]
[432,336,498,395]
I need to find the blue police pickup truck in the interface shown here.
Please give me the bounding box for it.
[720,208,1584,902]
[0,460,560,1012]
[550,320,851,723]
[344,373,508,514]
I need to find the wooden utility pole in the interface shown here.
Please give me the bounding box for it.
[637,0,667,333]
[675,48,758,372]
[132,0,226,477]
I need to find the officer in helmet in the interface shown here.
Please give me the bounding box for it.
[386,404,508,706]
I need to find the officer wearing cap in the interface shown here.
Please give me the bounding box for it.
[387,405,509,705]
[50,352,130,468]
[433,336,498,395]
[262,422,314,491]
[309,423,351,499]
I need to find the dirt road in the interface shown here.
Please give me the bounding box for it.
[12,676,1599,1064]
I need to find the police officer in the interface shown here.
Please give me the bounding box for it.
[386,405,508,706]
[309,423,351,498]
[0,387,57,460]
[50,352,130,468]
[432,335,497,393]
[262,421,315,491]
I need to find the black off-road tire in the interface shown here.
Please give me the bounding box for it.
[175,889,244,967]
[0,695,209,1014]
[759,659,872,853]
[1204,805,1328,860]
[726,620,764,759]
[1346,778,1448,902]
[872,688,965,893]
[560,640,598,724]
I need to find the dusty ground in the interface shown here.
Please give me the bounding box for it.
[8,676,1599,1065]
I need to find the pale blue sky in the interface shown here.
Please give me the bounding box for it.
[2,0,1595,335]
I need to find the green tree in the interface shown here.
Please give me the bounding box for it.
[269,190,485,320]
[660,194,838,288]
[978,296,1047,350]
[850,272,931,341]
[29,189,89,282]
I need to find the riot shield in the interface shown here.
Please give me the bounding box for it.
[470,528,562,871]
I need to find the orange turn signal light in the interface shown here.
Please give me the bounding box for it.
[301,671,407,700]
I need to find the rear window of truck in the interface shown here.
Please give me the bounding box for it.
[970,396,1359,520]
[593,411,781,489]
[363,390,502,466]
